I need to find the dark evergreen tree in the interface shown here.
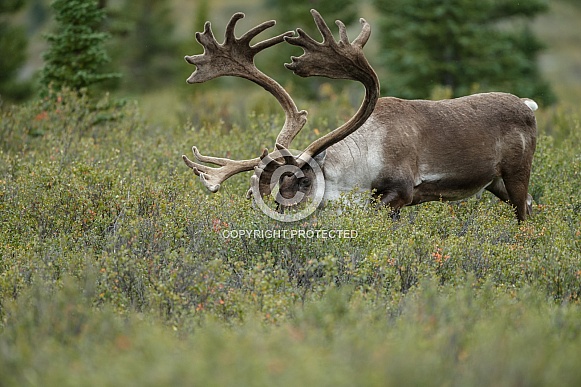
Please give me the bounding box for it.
[0,0,32,102]
[193,0,209,39]
[40,0,119,95]
[179,0,209,62]
[373,0,555,105]
[109,0,181,91]
[266,0,357,35]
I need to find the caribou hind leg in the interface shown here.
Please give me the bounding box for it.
[504,178,532,222]
[486,176,532,222]
[485,177,511,202]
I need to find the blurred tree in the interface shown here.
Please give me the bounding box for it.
[180,0,209,60]
[179,0,209,91]
[266,0,358,35]
[40,0,120,95]
[0,0,32,102]
[27,0,49,34]
[373,0,555,105]
[193,0,209,38]
[109,0,181,92]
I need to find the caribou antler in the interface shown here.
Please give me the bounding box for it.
[183,13,307,192]
[283,9,380,161]
[183,147,268,193]
[184,10,380,197]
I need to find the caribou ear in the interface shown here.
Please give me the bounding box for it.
[313,150,326,167]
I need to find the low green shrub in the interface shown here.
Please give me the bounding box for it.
[0,89,580,385]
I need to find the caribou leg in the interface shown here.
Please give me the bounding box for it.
[486,177,533,222]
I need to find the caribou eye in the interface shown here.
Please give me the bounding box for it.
[299,178,311,188]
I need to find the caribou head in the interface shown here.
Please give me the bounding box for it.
[183,10,538,222]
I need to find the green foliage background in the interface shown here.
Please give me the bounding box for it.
[0,0,31,101]
[106,0,181,92]
[373,0,555,104]
[0,88,580,385]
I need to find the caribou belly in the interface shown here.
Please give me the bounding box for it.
[412,173,494,204]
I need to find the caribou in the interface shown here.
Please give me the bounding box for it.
[182,9,538,222]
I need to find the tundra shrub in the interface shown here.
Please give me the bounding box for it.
[0,89,580,385]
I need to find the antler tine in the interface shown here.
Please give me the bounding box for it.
[252,30,294,52]
[190,146,235,166]
[275,143,299,166]
[196,21,219,51]
[183,146,262,193]
[352,18,371,48]
[311,9,335,44]
[283,9,380,162]
[284,9,376,82]
[185,12,294,83]
[336,20,349,46]
[257,148,283,169]
[224,12,245,45]
[183,13,310,193]
[240,20,275,44]
[222,13,292,54]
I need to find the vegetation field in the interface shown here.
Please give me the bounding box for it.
[0,87,580,386]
